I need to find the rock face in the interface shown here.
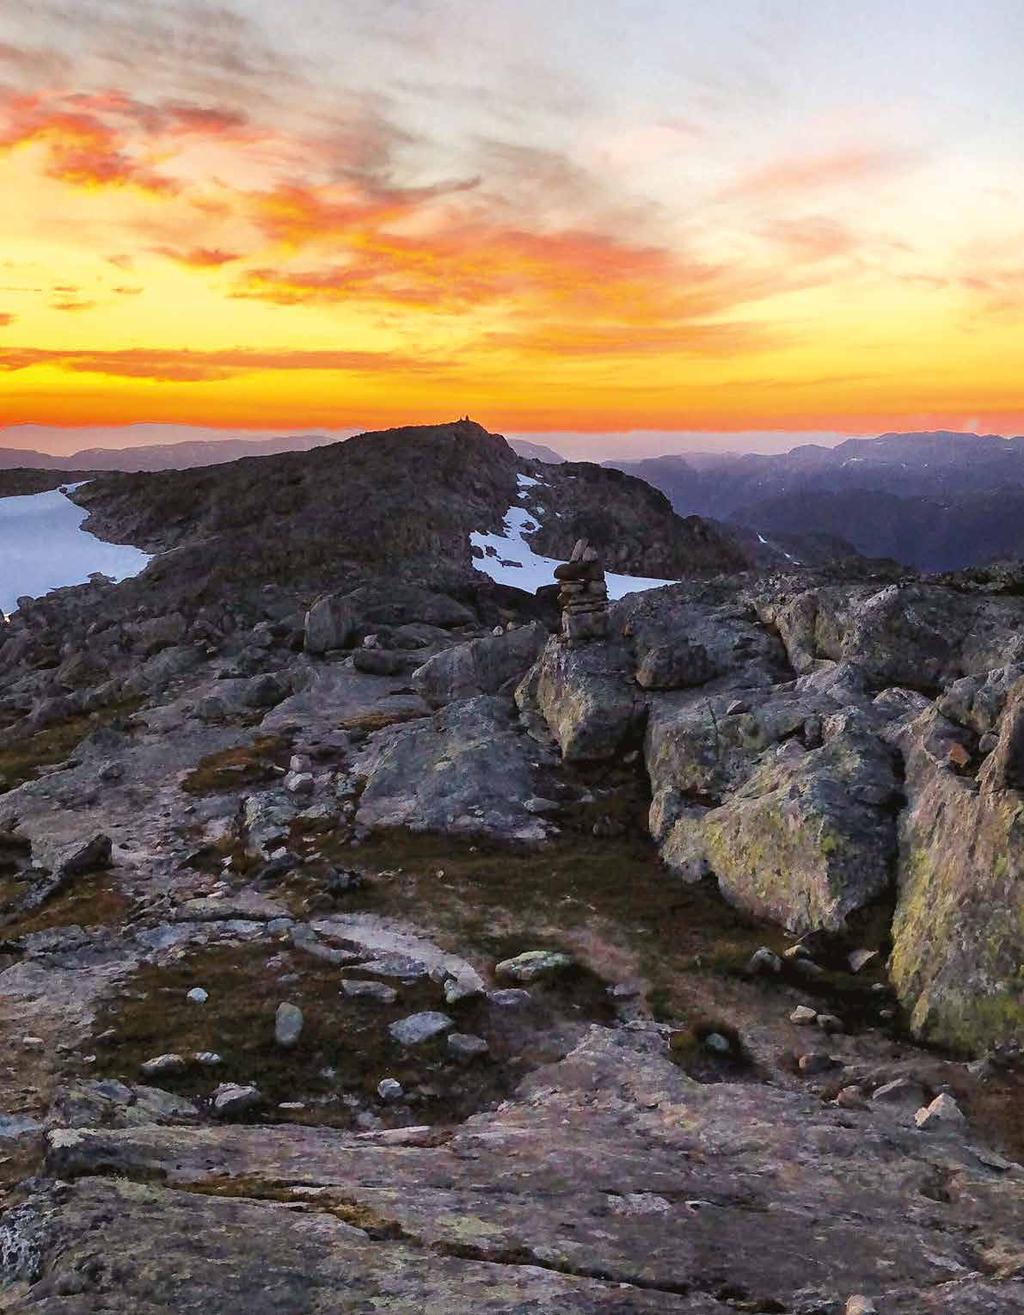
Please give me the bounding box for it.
[890,694,1024,1051]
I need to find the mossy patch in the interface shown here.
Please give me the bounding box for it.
[0,698,142,795]
[0,869,128,937]
[182,736,291,795]
[82,939,569,1128]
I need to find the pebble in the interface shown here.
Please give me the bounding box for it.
[21,1036,45,1051]
[790,1006,818,1025]
[746,946,782,976]
[194,1052,222,1067]
[703,1032,732,1055]
[816,1013,844,1034]
[341,979,398,1004]
[845,1298,877,1315]
[447,1032,490,1062]
[389,1011,454,1046]
[871,1077,926,1107]
[377,1078,404,1103]
[798,1052,837,1075]
[487,988,532,1008]
[494,949,573,984]
[914,1093,966,1130]
[186,987,209,1005]
[848,949,878,974]
[212,1083,261,1116]
[275,1002,304,1049]
[140,1053,187,1077]
[836,1085,866,1109]
[442,970,485,1005]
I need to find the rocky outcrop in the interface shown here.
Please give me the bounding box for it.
[890,694,1024,1052]
[306,582,476,655]
[411,622,547,706]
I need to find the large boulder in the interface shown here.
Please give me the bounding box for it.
[659,715,900,933]
[890,693,1024,1053]
[354,695,553,842]
[516,637,643,761]
[412,622,547,707]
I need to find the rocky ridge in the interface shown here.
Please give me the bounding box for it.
[0,429,1022,1312]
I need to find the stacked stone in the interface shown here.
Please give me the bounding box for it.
[554,539,609,645]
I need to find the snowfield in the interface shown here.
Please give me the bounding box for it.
[0,485,151,617]
[471,493,675,600]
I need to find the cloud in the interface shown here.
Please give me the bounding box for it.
[155,245,242,267]
[0,312,13,326]
[760,216,858,261]
[719,146,915,202]
[0,345,442,382]
[0,40,71,80]
[51,299,96,311]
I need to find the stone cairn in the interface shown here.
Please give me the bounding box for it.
[554,538,609,645]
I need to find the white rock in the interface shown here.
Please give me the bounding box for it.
[377,1078,404,1103]
[186,987,209,1005]
[915,1093,966,1130]
[140,1053,187,1078]
[212,1083,261,1116]
[275,1002,304,1048]
[388,1011,454,1046]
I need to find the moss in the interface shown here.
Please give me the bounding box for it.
[1,870,128,937]
[0,697,142,795]
[181,736,291,795]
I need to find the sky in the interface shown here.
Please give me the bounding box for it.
[1,0,1022,446]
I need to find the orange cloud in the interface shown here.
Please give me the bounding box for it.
[51,300,96,312]
[155,246,242,267]
[720,147,914,201]
[0,345,441,382]
[0,312,13,326]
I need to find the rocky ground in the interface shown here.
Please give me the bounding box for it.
[1,425,1023,1312]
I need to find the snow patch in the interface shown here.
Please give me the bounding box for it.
[470,504,675,600]
[1,485,151,617]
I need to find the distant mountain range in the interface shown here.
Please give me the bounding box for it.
[0,427,565,473]
[610,431,1024,572]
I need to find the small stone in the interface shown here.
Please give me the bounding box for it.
[746,946,782,976]
[442,970,485,1005]
[388,1011,454,1046]
[816,1013,844,1034]
[798,1052,837,1075]
[341,979,398,1004]
[845,1298,877,1315]
[212,1083,261,1116]
[790,1006,818,1025]
[848,948,878,974]
[915,1093,966,1130]
[194,1052,222,1067]
[186,987,209,1005]
[783,943,813,961]
[447,1032,489,1062]
[377,1078,404,1103]
[140,1053,187,1078]
[494,949,573,984]
[979,732,999,755]
[703,1032,732,1054]
[278,1101,306,1111]
[487,988,532,1008]
[275,1002,304,1048]
[871,1077,926,1107]
[284,771,315,796]
[21,1036,45,1051]
[836,1085,866,1109]
[947,741,971,770]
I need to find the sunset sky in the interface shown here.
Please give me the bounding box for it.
[1,0,1022,440]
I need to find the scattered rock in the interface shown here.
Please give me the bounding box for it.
[212,1083,261,1117]
[140,1054,187,1079]
[388,1012,454,1046]
[790,1006,818,1025]
[185,987,208,1005]
[377,1078,404,1104]
[871,1077,926,1107]
[915,1093,966,1130]
[341,979,398,1005]
[494,949,574,984]
[274,1002,304,1049]
[447,1032,489,1062]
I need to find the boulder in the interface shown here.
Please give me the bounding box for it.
[306,584,474,655]
[412,622,547,707]
[668,721,899,932]
[354,696,552,843]
[516,636,642,761]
